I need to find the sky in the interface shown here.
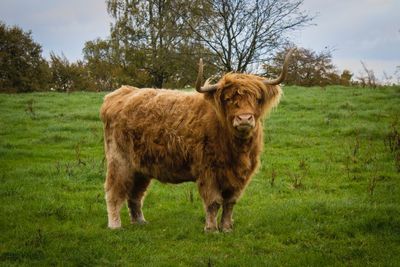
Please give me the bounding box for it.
[295,0,400,82]
[1,0,399,82]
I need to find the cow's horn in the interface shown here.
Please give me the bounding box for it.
[196,58,218,93]
[263,48,295,86]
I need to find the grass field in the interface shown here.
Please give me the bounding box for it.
[1,86,400,266]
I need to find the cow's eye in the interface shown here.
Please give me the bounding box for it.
[257,98,263,105]
[224,97,232,103]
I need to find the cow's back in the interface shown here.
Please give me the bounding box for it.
[100,85,215,182]
[100,85,138,123]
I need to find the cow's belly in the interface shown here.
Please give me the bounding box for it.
[141,165,196,184]
[132,151,196,184]
[156,172,196,184]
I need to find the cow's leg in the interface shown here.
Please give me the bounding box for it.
[221,201,235,232]
[221,189,241,232]
[104,159,131,229]
[127,173,151,224]
[197,179,222,232]
[204,202,221,232]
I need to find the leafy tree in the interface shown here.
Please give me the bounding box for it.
[264,46,341,86]
[340,70,353,86]
[0,22,50,92]
[49,53,95,92]
[105,0,210,88]
[83,38,127,91]
[83,35,217,89]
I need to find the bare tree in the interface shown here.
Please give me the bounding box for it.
[184,0,313,72]
[382,71,393,86]
[358,61,377,88]
[394,66,400,84]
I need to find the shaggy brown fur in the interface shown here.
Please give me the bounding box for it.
[100,73,282,232]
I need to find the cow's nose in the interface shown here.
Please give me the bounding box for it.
[233,113,255,128]
[238,114,254,123]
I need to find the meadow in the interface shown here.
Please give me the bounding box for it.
[1,86,399,266]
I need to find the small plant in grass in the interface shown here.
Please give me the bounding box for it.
[65,162,74,177]
[75,141,86,166]
[352,133,360,162]
[26,229,46,248]
[345,132,361,180]
[24,99,36,119]
[90,125,99,138]
[270,167,277,187]
[363,142,381,196]
[289,172,303,189]
[101,156,106,172]
[186,188,194,203]
[368,175,379,196]
[385,120,400,172]
[208,257,213,267]
[55,161,61,174]
[288,159,309,189]
[365,151,379,196]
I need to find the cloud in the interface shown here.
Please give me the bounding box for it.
[0,0,111,60]
[294,0,400,78]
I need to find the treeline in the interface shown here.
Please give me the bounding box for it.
[0,21,215,92]
[1,0,312,92]
[0,22,91,92]
[1,1,397,93]
[0,24,347,93]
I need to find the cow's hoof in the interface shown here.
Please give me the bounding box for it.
[204,226,219,233]
[221,227,233,233]
[220,223,233,233]
[108,223,122,229]
[132,218,148,225]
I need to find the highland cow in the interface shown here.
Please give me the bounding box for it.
[100,49,293,232]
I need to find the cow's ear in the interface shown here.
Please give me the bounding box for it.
[262,85,282,114]
[205,87,225,113]
[202,89,217,102]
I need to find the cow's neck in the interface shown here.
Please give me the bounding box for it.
[227,126,261,163]
[231,135,255,153]
[219,127,261,182]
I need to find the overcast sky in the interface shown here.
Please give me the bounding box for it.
[1,0,399,81]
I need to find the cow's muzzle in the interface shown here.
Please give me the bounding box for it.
[233,114,255,133]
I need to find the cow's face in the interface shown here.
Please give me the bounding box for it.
[219,84,263,139]
[208,74,282,139]
[195,49,292,139]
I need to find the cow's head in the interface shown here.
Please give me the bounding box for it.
[196,49,294,139]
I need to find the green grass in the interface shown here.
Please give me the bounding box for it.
[1,86,400,266]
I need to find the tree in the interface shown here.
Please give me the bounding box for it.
[49,53,95,92]
[0,22,50,92]
[340,70,353,86]
[184,0,313,72]
[357,61,377,88]
[83,38,131,91]
[105,0,212,88]
[263,46,340,86]
[395,66,400,84]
